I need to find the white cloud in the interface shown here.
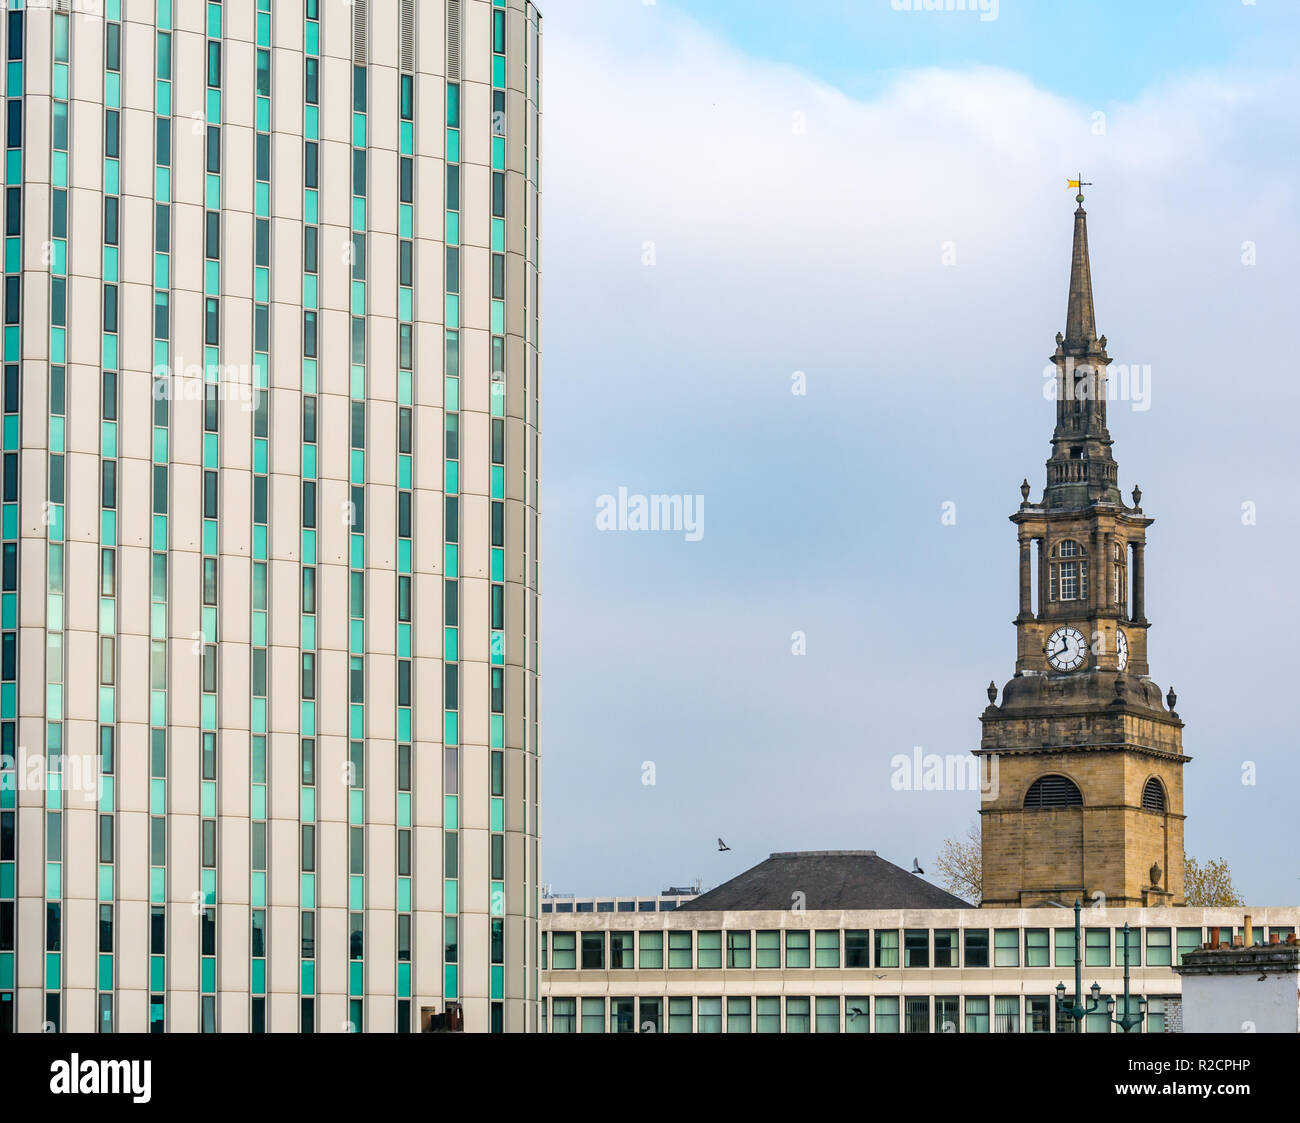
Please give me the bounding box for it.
[538,1,1300,900]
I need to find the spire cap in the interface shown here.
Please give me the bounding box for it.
[1063,187,1098,347]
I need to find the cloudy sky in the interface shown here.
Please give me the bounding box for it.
[537,0,1300,903]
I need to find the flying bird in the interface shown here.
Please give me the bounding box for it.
[848,1006,864,1021]
[717,838,731,852]
[911,858,924,875]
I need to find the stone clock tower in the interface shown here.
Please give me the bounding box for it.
[976,195,1187,909]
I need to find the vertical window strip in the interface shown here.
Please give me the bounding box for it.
[299,0,320,1036]
[395,58,415,1034]
[148,0,173,1036]
[346,34,368,1038]
[524,0,541,1029]
[443,60,461,1015]
[97,0,124,1035]
[44,6,71,1034]
[198,0,223,1036]
[248,0,272,1036]
[487,0,508,1034]
[0,0,21,1037]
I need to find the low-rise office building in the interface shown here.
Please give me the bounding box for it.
[540,852,1300,1033]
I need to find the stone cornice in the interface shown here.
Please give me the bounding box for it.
[973,741,1190,763]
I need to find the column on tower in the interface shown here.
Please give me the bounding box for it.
[1131,541,1146,624]
[1035,537,1046,618]
[1017,534,1033,620]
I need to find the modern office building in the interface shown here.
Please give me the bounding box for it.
[542,890,700,916]
[0,0,542,1033]
[540,852,1300,1033]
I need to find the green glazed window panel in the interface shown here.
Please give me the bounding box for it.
[1085,928,1111,967]
[785,930,810,968]
[150,866,166,904]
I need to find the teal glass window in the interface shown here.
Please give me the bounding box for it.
[1085,928,1110,967]
[784,930,810,968]
[875,929,900,968]
[1025,927,1050,966]
[725,930,750,968]
[815,929,840,968]
[667,931,691,969]
[994,928,1019,967]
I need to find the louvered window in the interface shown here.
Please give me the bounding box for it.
[447,0,461,80]
[1024,774,1083,808]
[1141,778,1166,813]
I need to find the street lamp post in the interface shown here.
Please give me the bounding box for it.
[1107,922,1146,1033]
[1054,903,1146,1033]
[1054,899,1103,1031]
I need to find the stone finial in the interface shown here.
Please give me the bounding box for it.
[1020,479,1031,502]
[1114,676,1125,700]
[987,681,997,704]
[1055,331,1063,347]
[1150,862,1162,886]
[1132,484,1142,507]
[1099,334,1107,350]
[1166,686,1177,711]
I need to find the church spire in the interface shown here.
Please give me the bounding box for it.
[1063,198,1097,348]
[1043,187,1121,509]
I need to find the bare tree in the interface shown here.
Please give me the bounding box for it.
[935,821,982,904]
[1183,855,1244,907]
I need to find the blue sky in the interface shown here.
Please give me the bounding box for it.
[538,0,1300,903]
[681,0,1299,101]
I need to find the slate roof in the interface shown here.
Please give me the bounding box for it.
[679,851,974,912]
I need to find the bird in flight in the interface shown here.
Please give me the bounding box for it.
[911,858,924,875]
[717,838,731,852]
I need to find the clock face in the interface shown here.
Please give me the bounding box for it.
[1116,629,1129,671]
[1046,626,1087,671]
